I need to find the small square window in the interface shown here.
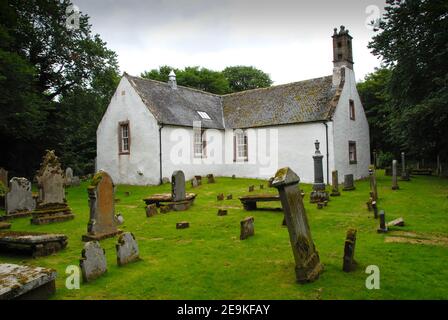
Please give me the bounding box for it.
[197,111,211,120]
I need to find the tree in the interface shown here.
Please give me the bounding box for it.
[222,66,272,92]
[368,0,448,160]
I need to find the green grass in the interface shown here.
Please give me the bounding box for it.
[1,171,447,300]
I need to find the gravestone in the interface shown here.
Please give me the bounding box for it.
[79,241,107,282]
[226,194,233,200]
[82,171,122,241]
[194,175,202,185]
[240,217,254,240]
[5,177,35,217]
[317,203,324,209]
[377,210,388,233]
[392,160,399,190]
[116,232,140,266]
[217,209,228,216]
[232,175,236,179]
[272,167,323,283]
[217,193,224,201]
[401,152,410,181]
[248,185,254,192]
[342,229,357,272]
[372,201,378,219]
[343,174,355,191]
[171,170,186,202]
[65,167,73,186]
[0,168,8,188]
[310,140,329,203]
[191,177,199,188]
[207,174,215,184]
[146,204,158,217]
[330,170,341,196]
[0,263,57,300]
[32,150,74,224]
[71,176,81,187]
[116,213,124,225]
[160,206,171,213]
[176,221,189,229]
[369,168,378,201]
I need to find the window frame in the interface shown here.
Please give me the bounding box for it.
[348,141,357,164]
[118,121,131,155]
[193,129,207,159]
[349,99,355,120]
[233,129,248,162]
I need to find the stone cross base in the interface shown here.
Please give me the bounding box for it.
[310,191,329,203]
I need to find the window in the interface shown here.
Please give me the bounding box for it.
[349,141,357,164]
[349,99,355,120]
[234,130,248,162]
[193,129,206,158]
[119,121,130,154]
[197,111,211,120]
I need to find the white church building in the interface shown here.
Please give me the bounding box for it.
[96,26,370,186]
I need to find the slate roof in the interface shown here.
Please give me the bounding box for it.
[124,73,338,130]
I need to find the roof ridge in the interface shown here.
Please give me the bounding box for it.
[222,75,333,97]
[124,73,222,98]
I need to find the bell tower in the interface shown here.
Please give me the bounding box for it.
[332,25,354,70]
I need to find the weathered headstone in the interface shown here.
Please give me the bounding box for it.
[240,217,254,240]
[160,205,171,213]
[194,175,202,185]
[342,229,357,272]
[226,194,233,200]
[191,177,199,188]
[32,150,74,225]
[0,263,57,300]
[369,168,378,201]
[377,210,388,233]
[207,174,215,184]
[5,177,35,217]
[330,170,340,196]
[82,171,122,241]
[176,221,189,229]
[248,185,254,192]
[343,174,355,191]
[372,201,378,219]
[217,193,224,201]
[65,167,73,186]
[171,170,186,202]
[259,184,264,190]
[401,152,410,181]
[231,175,236,179]
[116,213,124,225]
[310,140,329,203]
[392,160,399,190]
[317,202,324,209]
[79,241,107,282]
[116,232,140,266]
[387,217,405,228]
[217,209,228,216]
[146,204,158,217]
[272,167,323,283]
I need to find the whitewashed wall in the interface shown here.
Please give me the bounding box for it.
[96,77,161,185]
[332,67,371,182]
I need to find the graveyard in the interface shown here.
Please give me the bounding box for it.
[0,170,447,300]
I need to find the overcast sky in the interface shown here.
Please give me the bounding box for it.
[74,0,387,84]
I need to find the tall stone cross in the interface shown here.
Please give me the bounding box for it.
[272,167,323,284]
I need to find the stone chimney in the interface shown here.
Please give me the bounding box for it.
[168,70,177,89]
[332,26,353,87]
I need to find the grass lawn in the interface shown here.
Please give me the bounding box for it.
[1,170,447,300]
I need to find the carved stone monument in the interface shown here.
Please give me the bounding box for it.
[240,216,254,240]
[5,177,35,218]
[343,174,356,191]
[369,167,378,201]
[171,170,186,202]
[272,167,323,283]
[82,171,122,241]
[65,167,73,186]
[207,174,215,184]
[401,152,410,181]
[377,210,388,233]
[310,140,329,203]
[31,150,74,225]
